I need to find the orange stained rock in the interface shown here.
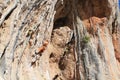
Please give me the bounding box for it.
[37,40,49,53]
[37,46,46,53]
[83,16,107,27]
[90,16,107,25]
[115,51,120,62]
[83,16,107,35]
[83,19,91,28]
[91,16,102,25]
[112,34,120,62]
[43,40,49,47]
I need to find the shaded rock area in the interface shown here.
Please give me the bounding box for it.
[49,26,75,80]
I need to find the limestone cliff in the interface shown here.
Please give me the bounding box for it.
[0,0,120,80]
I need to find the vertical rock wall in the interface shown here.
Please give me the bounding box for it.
[0,0,120,80]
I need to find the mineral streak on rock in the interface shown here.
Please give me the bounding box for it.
[0,0,120,80]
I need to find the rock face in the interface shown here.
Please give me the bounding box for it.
[72,0,120,80]
[0,0,120,80]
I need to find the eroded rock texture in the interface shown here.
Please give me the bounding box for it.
[0,0,120,80]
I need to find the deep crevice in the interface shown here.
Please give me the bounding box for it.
[53,17,68,29]
[53,74,59,80]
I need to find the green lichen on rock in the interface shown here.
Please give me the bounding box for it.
[82,36,90,43]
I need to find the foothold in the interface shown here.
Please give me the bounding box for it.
[35,40,49,56]
[35,46,45,56]
[26,30,33,37]
[31,61,36,67]
[49,53,55,58]
[43,40,49,47]
[53,74,59,80]
[31,54,35,57]
[38,46,46,53]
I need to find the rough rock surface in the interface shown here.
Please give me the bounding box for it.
[0,0,120,80]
